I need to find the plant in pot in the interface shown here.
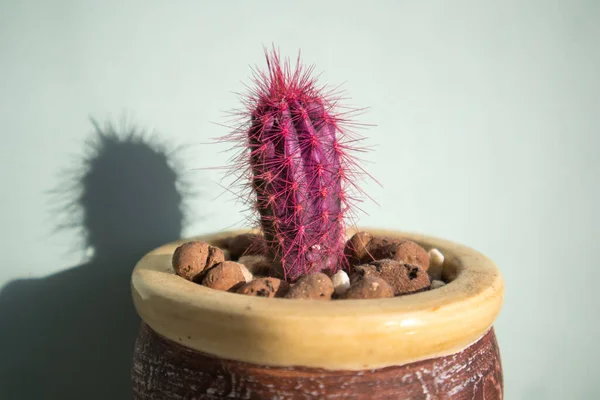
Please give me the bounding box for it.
[131,49,504,399]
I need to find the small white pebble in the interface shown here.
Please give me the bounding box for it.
[428,248,444,281]
[431,280,446,289]
[238,264,253,283]
[332,270,351,295]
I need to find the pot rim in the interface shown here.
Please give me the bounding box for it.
[131,228,504,370]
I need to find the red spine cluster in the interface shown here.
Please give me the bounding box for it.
[222,48,372,281]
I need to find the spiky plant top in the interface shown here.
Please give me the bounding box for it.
[224,49,371,282]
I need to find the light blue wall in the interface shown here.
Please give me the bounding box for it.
[1,1,598,398]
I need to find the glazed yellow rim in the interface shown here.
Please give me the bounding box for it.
[131,228,504,370]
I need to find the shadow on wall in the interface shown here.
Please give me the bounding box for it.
[0,119,194,400]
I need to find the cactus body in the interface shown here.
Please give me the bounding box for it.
[224,49,370,281]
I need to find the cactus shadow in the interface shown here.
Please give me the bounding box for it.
[0,120,196,399]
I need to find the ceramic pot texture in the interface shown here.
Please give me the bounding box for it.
[130,229,504,399]
[132,324,502,399]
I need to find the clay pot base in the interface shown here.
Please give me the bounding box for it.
[132,323,503,400]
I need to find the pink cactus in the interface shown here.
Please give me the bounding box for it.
[222,48,372,281]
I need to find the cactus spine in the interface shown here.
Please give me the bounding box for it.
[225,48,369,282]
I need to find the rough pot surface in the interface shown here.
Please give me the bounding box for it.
[133,324,502,399]
[131,228,505,399]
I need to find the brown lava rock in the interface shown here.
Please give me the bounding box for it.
[343,276,394,299]
[353,259,430,296]
[362,237,430,271]
[237,277,290,298]
[228,233,268,260]
[172,241,224,281]
[222,249,231,261]
[344,231,374,266]
[201,261,246,292]
[284,273,334,300]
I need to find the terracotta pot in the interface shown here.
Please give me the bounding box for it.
[131,229,504,399]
